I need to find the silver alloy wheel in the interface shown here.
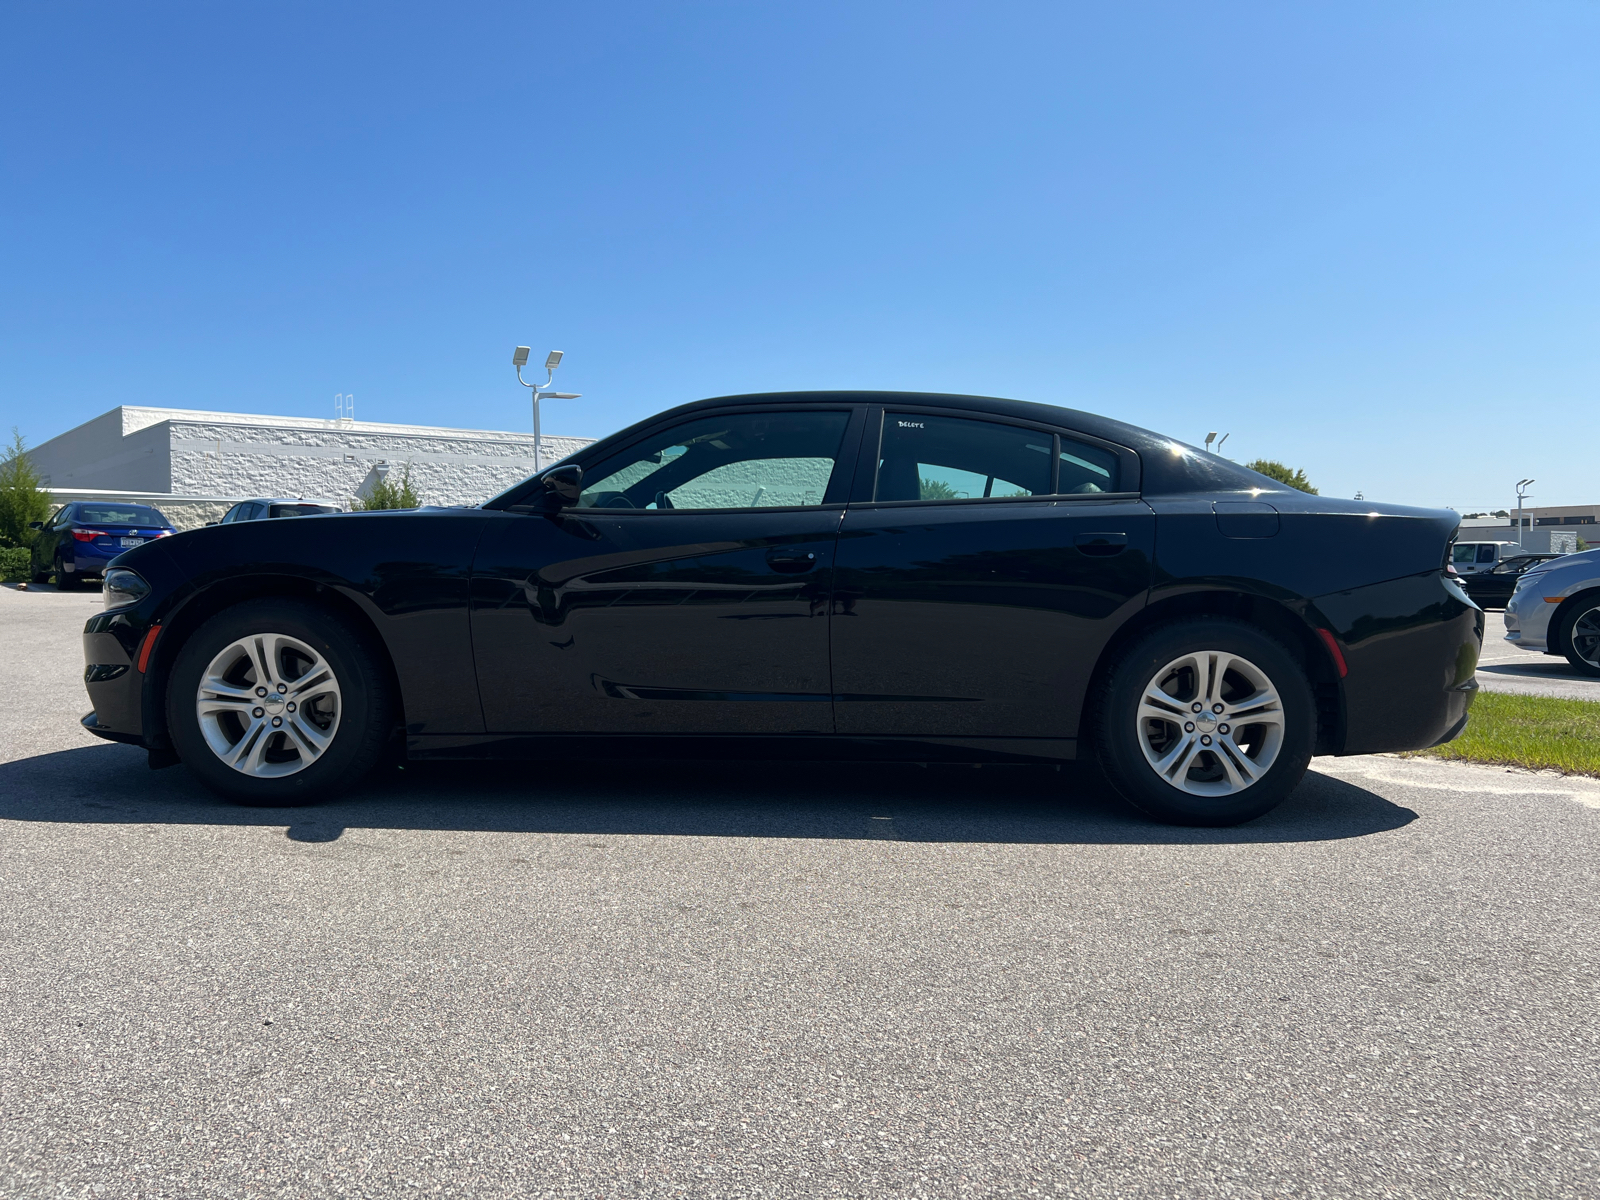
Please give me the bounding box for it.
[195,633,342,777]
[1135,649,1285,796]
[1572,607,1600,668]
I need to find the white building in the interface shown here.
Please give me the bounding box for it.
[1458,505,1595,554]
[32,406,595,528]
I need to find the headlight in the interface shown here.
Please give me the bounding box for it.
[103,567,151,611]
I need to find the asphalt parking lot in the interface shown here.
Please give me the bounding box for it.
[2,584,1597,1199]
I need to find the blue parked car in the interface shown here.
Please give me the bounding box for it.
[30,502,176,590]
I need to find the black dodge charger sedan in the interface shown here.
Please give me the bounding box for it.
[80,392,1482,826]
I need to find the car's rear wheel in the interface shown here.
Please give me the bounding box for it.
[1558,598,1600,678]
[1092,618,1316,826]
[166,599,393,806]
[53,555,79,591]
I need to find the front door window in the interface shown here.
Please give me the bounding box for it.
[578,411,852,511]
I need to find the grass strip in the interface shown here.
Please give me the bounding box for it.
[1406,690,1600,776]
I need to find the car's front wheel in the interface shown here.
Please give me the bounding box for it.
[1558,597,1600,678]
[166,599,393,805]
[1092,618,1316,826]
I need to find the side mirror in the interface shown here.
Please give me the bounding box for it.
[507,464,585,514]
[27,522,42,530]
[540,463,584,503]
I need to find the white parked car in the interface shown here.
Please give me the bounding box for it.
[1449,540,1519,575]
[1503,550,1600,676]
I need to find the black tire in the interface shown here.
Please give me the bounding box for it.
[1557,595,1600,678]
[30,567,49,584]
[53,556,79,590]
[1090,617,1316,826]
[165,598,394,806]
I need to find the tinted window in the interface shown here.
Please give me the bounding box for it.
[876,413,1053,502]
[76,505,168,526]
[1058,439,1120,494]
[578,411,851,511]
[269,504,338,518]
[1476,544,1498,564]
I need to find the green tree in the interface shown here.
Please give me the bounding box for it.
[919,476,960,500]
[354,462,421,511]
[0,428,53,548]
[1244,459,1318,494]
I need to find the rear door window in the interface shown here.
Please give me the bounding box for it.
[876,413,1052,502]
[876,413,1125,501]
[1477,545,1498,564]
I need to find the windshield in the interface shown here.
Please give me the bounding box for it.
[76,505,169,526]
[269,504,339,518]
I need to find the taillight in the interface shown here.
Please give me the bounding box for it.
[71,529,108,542]
[1445,563,1459,577]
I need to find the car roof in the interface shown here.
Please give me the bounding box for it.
[659,390,1164,451]
[488,389,1461,522]
[241,498,343,506]
[566,389,1283,499]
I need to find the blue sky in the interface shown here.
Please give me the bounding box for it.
[2,2,1595,511]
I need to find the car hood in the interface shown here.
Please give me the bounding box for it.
[1532,552,1600,579]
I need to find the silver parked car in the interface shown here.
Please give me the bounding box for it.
[1503,550,1600,676]
[209,499,343,526]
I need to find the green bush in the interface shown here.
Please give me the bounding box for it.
[354,463,420,511]
[0,428,53,547]
[0,545,32,583]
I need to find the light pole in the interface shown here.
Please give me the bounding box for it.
[1515,478,1535,549]
[513,347,581,474]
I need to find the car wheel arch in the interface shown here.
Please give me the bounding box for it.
[1086,588,1344,756]
[1548,586,1600,658]
[142,574,404,752]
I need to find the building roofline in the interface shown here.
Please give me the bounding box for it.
[114,405,567,441]
[28,404,582,448]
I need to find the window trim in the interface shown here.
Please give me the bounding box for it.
[561,405,868,517]
[850,405,1143,509]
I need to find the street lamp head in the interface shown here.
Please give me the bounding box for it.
[545,350,564,371]
[512,346,530,368]
[544,392,581,400]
